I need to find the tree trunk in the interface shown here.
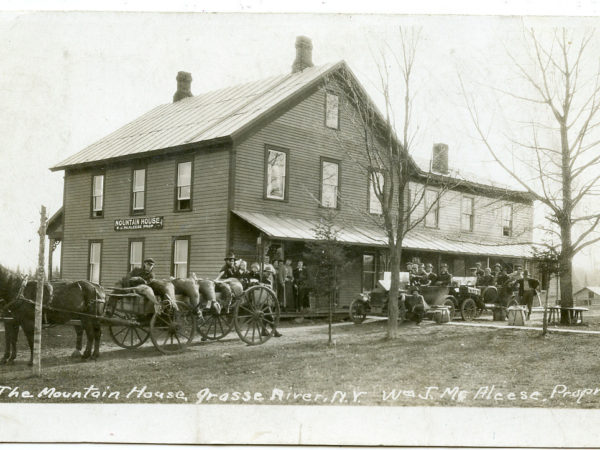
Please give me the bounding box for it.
[559,218,573,324]
[559,253,573,324]
[387,242,402,339]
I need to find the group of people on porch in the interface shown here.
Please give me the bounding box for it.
[216,252,310,312]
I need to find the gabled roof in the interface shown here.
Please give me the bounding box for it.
[51,61,343,171]
[49,58,532,202]
[575,286,600,296]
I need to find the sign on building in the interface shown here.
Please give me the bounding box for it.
[114,216,164,231]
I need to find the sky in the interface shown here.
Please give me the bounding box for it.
[1,4,599,280]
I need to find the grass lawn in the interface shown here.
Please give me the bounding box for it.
[1,317,600,407]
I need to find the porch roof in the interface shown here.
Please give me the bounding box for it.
[232,210,535,259]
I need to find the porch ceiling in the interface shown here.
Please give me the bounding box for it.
[232,210,535,259]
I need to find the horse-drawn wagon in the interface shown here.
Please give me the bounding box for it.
[0,263,281,365]
[103,279,281,352]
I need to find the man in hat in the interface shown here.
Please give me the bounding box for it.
[126,257,156,285]
[475,262,485,278]
[435,264,453,286]
[216,252,238,281]
[478,267,495,286]
[491,263,502,284]
[122,258,163,312]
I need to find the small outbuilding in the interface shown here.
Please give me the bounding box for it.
[574,287,600,306]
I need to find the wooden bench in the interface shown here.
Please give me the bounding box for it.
[547,306,588,325]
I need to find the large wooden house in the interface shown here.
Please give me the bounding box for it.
[48,36,536,309]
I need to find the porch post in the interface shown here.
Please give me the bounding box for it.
[48,238,54,281]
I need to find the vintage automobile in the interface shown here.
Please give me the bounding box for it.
[349,273,519,323]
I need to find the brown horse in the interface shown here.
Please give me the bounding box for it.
[1,279,53,365]
[0,265,105,364]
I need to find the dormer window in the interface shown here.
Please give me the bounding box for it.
[325,91,340,129]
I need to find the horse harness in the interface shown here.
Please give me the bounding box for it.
[0,274,29,314]
[0,277,106,320]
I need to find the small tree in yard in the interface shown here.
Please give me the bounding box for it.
[462,28,600,324]
[325,28,458,338]
[305,211,349,345]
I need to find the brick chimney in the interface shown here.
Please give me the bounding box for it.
[291,36,314,73]
[173,71,193,103]
[431,143,449,174]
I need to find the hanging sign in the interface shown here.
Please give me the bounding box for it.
[114,216,164,231]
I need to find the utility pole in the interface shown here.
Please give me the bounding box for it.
[33,205,47,376]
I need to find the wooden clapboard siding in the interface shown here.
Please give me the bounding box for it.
[61,147,230,285]
[234,84,378,224]
[408,181,534,244]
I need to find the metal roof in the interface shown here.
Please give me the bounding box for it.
[233,210,535,258]
[575,286,600,296]
[52,62,343,170]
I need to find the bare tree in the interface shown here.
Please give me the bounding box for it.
[462,28,600,324]
[326,28,458,338]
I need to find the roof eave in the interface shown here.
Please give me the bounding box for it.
[412,170,534,203]
[50,136,232,172]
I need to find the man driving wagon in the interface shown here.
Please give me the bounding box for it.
[121,258,168,313]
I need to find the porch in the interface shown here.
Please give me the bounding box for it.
[230,210,539,311]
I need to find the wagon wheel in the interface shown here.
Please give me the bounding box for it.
[150,300,196,354]
[108,311,150,349]
[443,297,456,320]
[197,304,234,341]
[349,298,367,324]
[234,285,280,345]
[460,298,478,321]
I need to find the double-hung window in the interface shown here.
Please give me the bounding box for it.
[424,189,440,228]
[88,241,102,284]
[362,253,379,292]
[172,237,189,278]
[461,196,474,232]
[91,174,104,217]
[176,161,192,211]
[265,146,289,201]
[128,240,144,272]
[368,170,383,214]
[321,158,340,208]
[502,204,513,236]
[132,168,146,213]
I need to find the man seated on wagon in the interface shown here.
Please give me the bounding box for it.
[212,252,241,309]
[434,264,453,286]
[122,258,163,312]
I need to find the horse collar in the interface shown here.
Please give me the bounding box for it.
[2,274,30,312]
